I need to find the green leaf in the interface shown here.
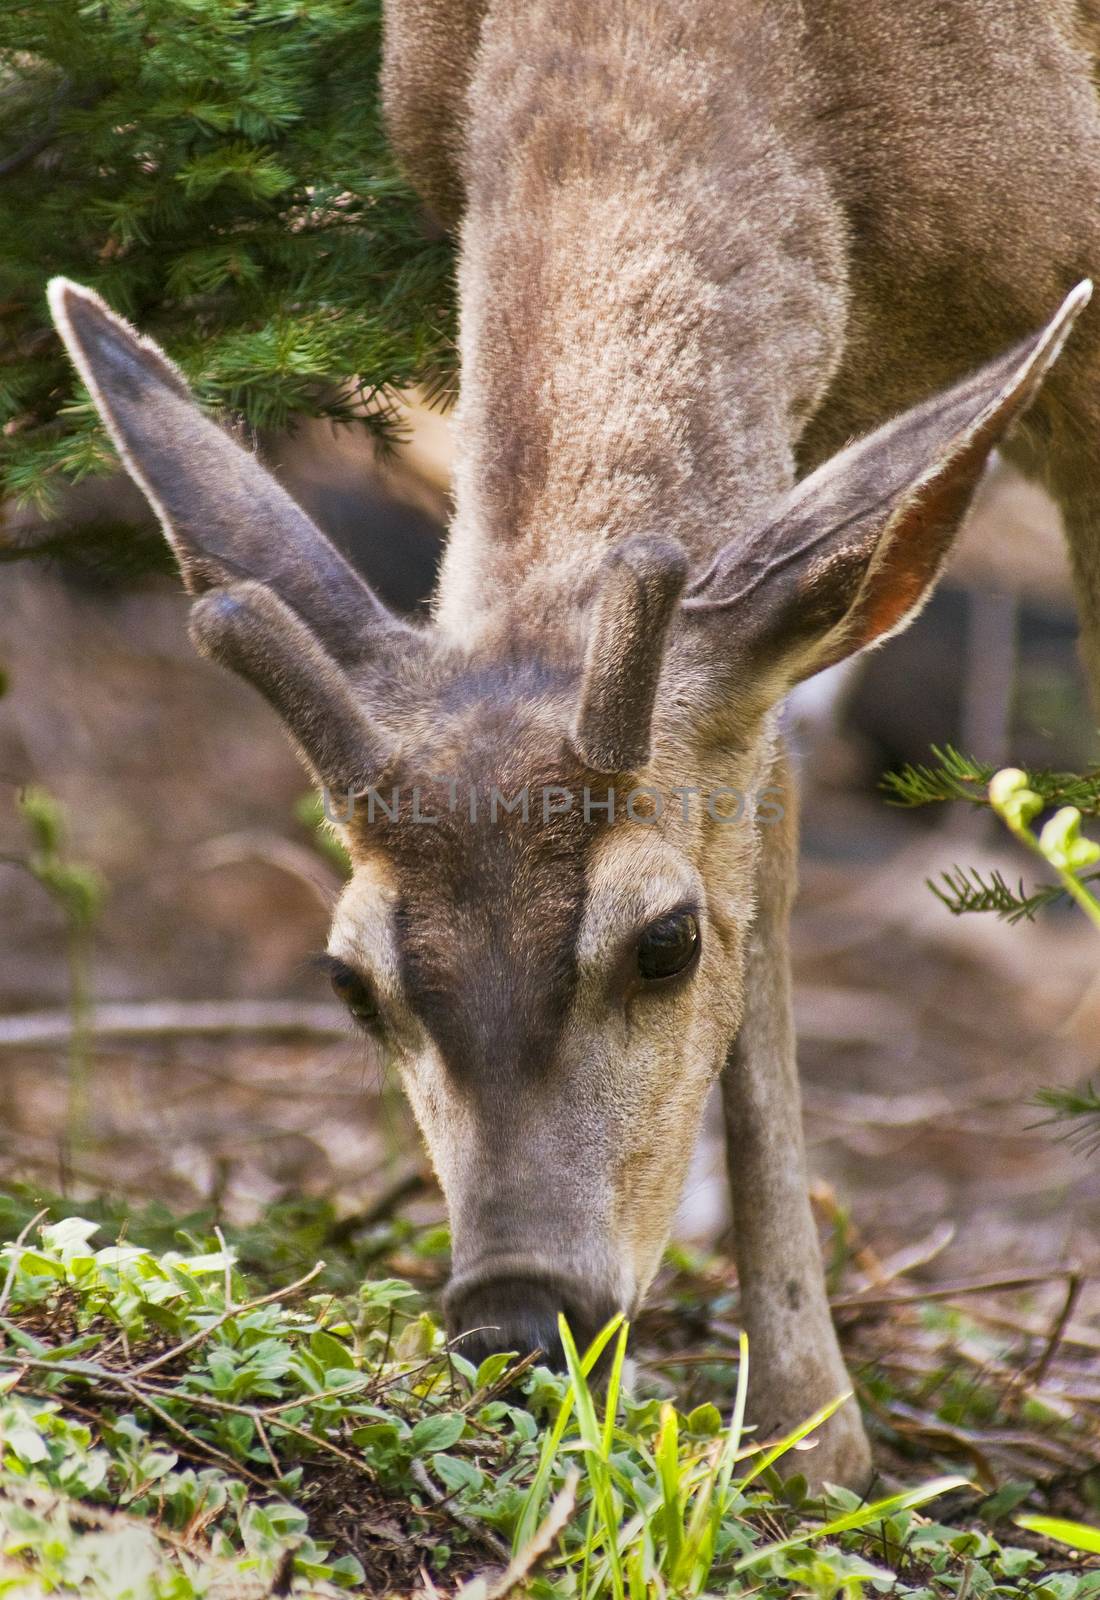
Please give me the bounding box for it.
[310,1329,355,1370]
[432,1452,485,1495]
[1016,1515,1100,1555]
[410,1413,466,1454]
[685,1403,723,1437]
[475,1350,517,1390]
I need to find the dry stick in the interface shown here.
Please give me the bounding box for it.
[0,1207,49,1318]
[418,1563,444,1600]
[0,1000,348,1051]
[258,1377,372,1417]
[370,1331,505,1399]
[326,1169,430,1242]
[1028,1270,1083,1384]
[0,1357,265,1486]
[462,1347,543,1413]
[0,1474,207,1559]
[252,1409,284,1479]
[112,1376,272,1489]
[411,1459,510,1561]
[949,1299,1100,1352]
[131,1380,376,1479]
[829,1268,1085,1312]
[2,1352,357,1488]
[127,1260,325,1377]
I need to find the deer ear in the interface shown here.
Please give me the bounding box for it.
[189,580,393,791]
[684,281,1091,703]
[47,278,401,665]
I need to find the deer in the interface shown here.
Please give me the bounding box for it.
[47,0,1100,1487]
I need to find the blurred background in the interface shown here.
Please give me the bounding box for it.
[2,411,1099,1302]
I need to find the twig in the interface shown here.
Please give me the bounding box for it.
[411,1458,510,1560]
[1,1352,314,1489]
[418,1563,444,1600]
[326,1169,430,1242]
[0,1475,204,1557]
[257,1376,371,1416]
[0,1000,349,1050]
[252,1410,283,1478]
[462,1347,543,1412]
[0,1207,48,1317]
[830,1268,1084,1312]
[1028,1271,1083,1385]
[110,1375,270,1488]
[135,1379,377,1477]
[127,1260,325,1376]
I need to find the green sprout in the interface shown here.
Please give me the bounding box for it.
[14,786,106,1166]
[988,768,1100,933]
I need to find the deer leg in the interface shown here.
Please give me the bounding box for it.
[720,743,871,1491]
[1045,465,1100,723]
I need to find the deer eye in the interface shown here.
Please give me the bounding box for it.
[327,958,382,1029]
[636,910,700,983]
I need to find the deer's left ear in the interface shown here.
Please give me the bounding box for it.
[684,282,1090,703]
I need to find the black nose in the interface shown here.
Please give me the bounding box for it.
[445,1276,619,1373]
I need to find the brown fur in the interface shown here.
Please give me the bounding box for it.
[394,0,1100,690]
[377,0,1100,1482]
[46,0,1100,1491]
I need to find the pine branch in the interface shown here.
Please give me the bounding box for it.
[925,864,1093,924]
[0,0,457,542]
[883,746,1100,816]
[1031,1081,1100,1158]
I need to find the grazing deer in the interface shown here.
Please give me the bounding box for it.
[49,0,1100,1487]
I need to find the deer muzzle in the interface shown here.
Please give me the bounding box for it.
[443,1262,621,1370]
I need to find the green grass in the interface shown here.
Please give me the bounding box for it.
[0,1210,1098,1598]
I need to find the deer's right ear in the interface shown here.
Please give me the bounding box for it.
[47,278,402,665]
[683,281,1090,714]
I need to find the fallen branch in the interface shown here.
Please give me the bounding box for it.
[0,1000,349,1050]
[830,1268,1085,1313]
[411,1459,510,1562]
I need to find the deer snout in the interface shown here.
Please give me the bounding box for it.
[444,1273,620,1372]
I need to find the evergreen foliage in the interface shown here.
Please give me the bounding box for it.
[0,0,454,519]
[1032,1080,1100,1159]
[926,863,1097,925]
[882,746,1100,817]
[882,748,1100,925]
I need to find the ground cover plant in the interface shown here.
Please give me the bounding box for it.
[1,1196,1098,1599]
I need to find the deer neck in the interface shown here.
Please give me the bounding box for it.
[433,0,849,645]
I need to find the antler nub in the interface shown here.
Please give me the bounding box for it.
[572,535,690,773]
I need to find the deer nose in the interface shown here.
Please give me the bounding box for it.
[444,1276,619,1372]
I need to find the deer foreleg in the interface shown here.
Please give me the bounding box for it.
[720,745,871,1491]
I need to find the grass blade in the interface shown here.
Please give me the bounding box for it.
[654,1404,684,1579]
[513,1312,625,1556]
[1015,1515,1100,1555]
[559,1314,627,1600]
[736,1390,852,1492]
[732,1475,971,1573]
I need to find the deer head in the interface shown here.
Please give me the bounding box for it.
[49,276,1088,1364]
